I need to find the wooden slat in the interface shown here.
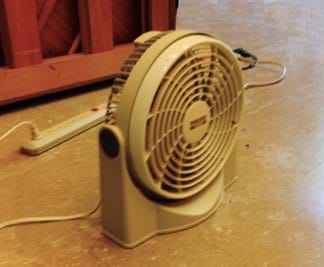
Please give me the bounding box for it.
[0,0,42,68]
[0,44,134,106]
[78,0,113,53]
[142,0,177,31]
[0,33,4,66]
[38,0,57,32]
[150,0,168,30]
[112,0,142,45]
[169,0,177,29]
[149,0,172,31]
[141,0,147,33]
[37,0,80,58]
[68,34,81,54]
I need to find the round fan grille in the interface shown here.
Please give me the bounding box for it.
[143,42,243,197]
[112,31,244,199]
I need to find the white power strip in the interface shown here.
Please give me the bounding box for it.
[21,103,107,155]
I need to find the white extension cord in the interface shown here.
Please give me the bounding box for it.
[0,202,101,231]
[0,122,101,231]
[0,121,42,141]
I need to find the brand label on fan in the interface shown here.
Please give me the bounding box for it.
[190,115,207,130]
[183,101,211,143]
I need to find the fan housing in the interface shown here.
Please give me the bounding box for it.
[100,30,244,248]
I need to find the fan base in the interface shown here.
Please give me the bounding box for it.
[102,186,224,248]
[100,125,235,248]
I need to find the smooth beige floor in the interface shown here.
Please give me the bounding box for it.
[1,0,324,266]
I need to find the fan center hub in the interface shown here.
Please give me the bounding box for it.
[183,101,211,143]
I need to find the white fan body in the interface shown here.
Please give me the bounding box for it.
[99,31,244,248]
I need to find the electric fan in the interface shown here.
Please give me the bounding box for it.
[99,30,244,248]
[0,30,286,244]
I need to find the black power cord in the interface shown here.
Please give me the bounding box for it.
[233,48,258,71]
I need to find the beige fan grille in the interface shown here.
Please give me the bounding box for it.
[106,32,167,124]
[144,42,243,195]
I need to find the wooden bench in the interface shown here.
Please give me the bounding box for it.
[0,0,177,105]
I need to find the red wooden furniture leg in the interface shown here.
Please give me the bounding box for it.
[143,0,177,31]
[38,0,57,32]
[0,0,42,68]
[78,0,114,53]
[0,0,177,105]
